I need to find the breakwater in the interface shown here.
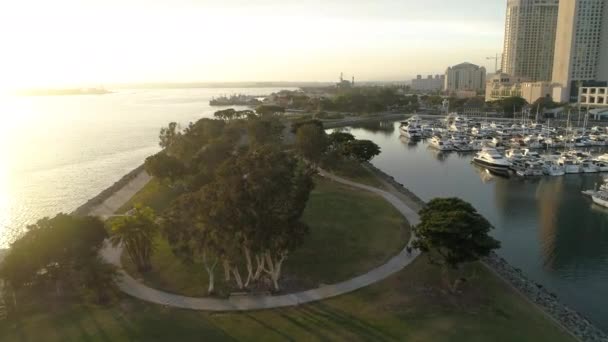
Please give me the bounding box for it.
[322,113,408,129]
[71,164,145,216]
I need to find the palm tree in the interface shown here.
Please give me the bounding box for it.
[109,205,158,272]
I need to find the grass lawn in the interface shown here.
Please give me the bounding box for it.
[0,257,574,341]
[122,177,409,296]
[321,158,386,189]
[116,178,183,214]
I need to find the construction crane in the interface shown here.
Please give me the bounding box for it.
[486,53,501,73]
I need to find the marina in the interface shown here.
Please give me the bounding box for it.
[337,119,608,332]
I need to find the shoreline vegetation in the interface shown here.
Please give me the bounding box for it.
[0,111,594,341]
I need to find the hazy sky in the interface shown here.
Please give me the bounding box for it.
[0,0,506,88]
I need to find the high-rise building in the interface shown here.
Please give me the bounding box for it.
[501,0,560,82]
[552,0,608,102]
[444,62,486,93]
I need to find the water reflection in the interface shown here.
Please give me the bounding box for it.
[351,120,395,135]
[341,120,608,331]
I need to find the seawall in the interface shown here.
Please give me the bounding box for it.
[72,164,146,217]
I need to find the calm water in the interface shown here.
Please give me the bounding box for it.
[341,120,608,331]
[0,87,290,248]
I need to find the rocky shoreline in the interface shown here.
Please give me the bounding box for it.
[485,253,607,342]
[71,164,145,216]
[365,162,607,342]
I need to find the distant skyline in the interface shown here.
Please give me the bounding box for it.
[0,0,506,89]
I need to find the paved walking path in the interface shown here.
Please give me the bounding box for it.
[99,170,421,311]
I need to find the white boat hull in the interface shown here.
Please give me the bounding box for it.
[592,195,608,208]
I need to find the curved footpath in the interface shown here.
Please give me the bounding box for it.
[99,170,421,311]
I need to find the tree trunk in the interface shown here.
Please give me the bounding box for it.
[253,254,265,281]
[243,247,254,287]
[262,252,287,292]
[223,260,231,281]
[232,266,244,289]
[203,252,218,295]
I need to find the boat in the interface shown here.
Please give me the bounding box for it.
[592,160,608,172]
[558,155,581,174]
[592,192,608,208]
[543,160,566,176]
[580,159,599,173]
[429,136,453,151]
[515,160,544,177]
[399,122,422,140]
[505,149,524,160]
[472,147,511,173]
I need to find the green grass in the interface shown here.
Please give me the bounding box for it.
[122,177,408,296]
[321,158,386,189]
[116,178,183,214]
[0,257,574,341]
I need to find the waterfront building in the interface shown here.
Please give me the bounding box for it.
[444,62,486,93]
[520,82,559,104]
[552,0,608,102]
[411,74,445,92]
[485,73,527,101]
[501,0,559,82]
[580,86,608,107]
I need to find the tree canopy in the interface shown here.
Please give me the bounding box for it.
[295,123,327,166]
[0,214,116,304]
[109,205,159,272]
[412,198,500,269]
[344,139,381,162]
[144,152,187,184]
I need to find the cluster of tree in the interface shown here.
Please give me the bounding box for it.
[488,96,528,117]
[0,214,118,311]
[139,108,313,293]
[319,87,416,114]
[411,198,500,292]
[293,122,381,166]
[163,146,314,293]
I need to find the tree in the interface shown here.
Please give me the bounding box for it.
[162,193,222,294]
[213,108,237,121]
[144,152,187,184]
[295,123,327,166]
[159,122,180,149]
[291,119,323,134]
[109,205,159,272]
[0,214,114,305]
[345,140,381,162]
[197,145,314,291]
[247,118,284,146]
[328,131,355,148]
[411,198,500,291]
[498,96,528,117]
[255,105,285,117]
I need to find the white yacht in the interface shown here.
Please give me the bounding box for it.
[558,155,581,174]
[592,160,608,172]
[522,149,541,160]
[505,149,524,160]
[399,122,422,140]
[429,136,453,151]
[592,191,608,208]
[515,160,543,177]
[542,160,565,176]
[473,147,511,173]
[580,159,599,173]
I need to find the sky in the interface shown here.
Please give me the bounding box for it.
[0,0,507,88]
